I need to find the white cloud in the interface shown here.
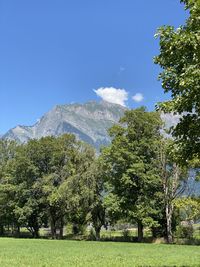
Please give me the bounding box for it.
[94,87,128,107]
[132,93,144,102]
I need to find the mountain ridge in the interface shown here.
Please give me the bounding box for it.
[3,100,127,149]
[2,100,181,149]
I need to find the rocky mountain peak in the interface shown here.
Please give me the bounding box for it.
[3,101,126,149]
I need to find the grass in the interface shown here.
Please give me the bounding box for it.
[0,238,200,266]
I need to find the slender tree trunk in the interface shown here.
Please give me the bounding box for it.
[59,217,64,240]
[95,226,101,241]
[166,202,173,244]
[11,223,14,235]
[15,225,20,237]
[137,221,144,242]
[0,224,4,236]
[159,143,180,244]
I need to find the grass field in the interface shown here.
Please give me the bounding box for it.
[0,238,200,267]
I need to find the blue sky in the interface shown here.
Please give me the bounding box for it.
[0,0,187,134]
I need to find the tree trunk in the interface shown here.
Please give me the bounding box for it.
[72,224,79,235]
[50,220,57,239]
[95,226,101,241]
[137,221,144,242]
[15,225,20,237]
[0,224,4,236]
[59,217,64,240]
[11,223,14,235]
[33,226,40,238]
[166,202,173,244]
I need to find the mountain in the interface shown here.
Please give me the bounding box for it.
[3,101,126,149]
[2,101,180,148]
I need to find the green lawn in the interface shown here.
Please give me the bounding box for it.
[0,238,199,267]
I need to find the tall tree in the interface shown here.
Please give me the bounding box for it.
[0,140,17,235]
[154,0,200,162]
[41,135,95,239]
[158,139,189,243]
[34,134,79,239]
[59,142,96,236]
[102,108,162,242]
[82,160,107,240]
[3,143,47,238]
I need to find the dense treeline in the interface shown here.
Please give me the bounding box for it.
[0,108,199,243]
[0,134,98,239]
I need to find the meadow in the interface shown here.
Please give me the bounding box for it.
[0,238,200,267]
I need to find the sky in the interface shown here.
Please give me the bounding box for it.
[0,0,188,134]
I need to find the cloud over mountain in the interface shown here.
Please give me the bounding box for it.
[94,87,128,107]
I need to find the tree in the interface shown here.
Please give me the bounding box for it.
[1,135,81,238]
[0,134,97,239]
[56,140,96,237]
[102,107,162,242]
[0,140,17,236]
[154,0,200,163]
[158,138,189,243]
[82,159,107,240]
[32,134,80,239]
[2,143,48,238]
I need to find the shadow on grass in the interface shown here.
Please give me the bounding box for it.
[1,232,200,245]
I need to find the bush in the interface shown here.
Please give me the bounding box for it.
[176,225,194,239]
[87,227,97,241]
[122,229,130,240]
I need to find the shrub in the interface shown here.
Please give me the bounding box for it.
[122,229,131,240]
[176,225,193,239]
[87,227,97,241]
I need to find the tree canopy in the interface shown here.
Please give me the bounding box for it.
[101,107,163,241]
[154,0,200,162]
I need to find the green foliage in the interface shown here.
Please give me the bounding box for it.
[87,227,97,240]
[0,134,97,238]
[174,197,200,222]
[157,138,190,243]
[176,224,194,239]
[154,0,200,162]
[78,159,108,239]
[122,228,131,239]
[101,107,163,239]
[0,109,197,242]
[0,139,18,235]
